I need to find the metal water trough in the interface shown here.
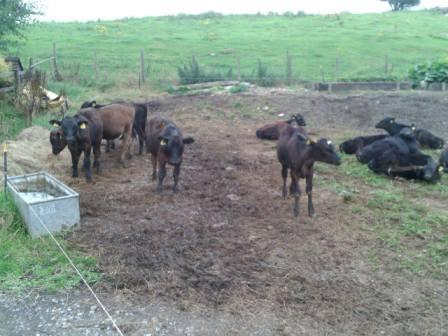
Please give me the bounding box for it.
[6,172,80,238]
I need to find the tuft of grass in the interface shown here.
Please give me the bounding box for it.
[0,193,100,292]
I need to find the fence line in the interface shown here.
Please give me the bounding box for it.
[15,44,448,90]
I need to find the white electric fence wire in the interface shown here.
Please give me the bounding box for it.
[28,206,125,336]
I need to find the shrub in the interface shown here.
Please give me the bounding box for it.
[409,58,448,87]
[229,83,249,94]
[255,60,275,87]
[177,56,231,84]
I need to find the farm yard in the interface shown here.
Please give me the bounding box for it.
[1,5,448,336]
[1,88,448,335]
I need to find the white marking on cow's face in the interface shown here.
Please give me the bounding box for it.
[327,140,332,145]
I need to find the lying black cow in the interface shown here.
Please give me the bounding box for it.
[256,113,307,140]
[49,109,103,182]
[357,128,418,165]
[414,128,445,149]
[358,128,441,182]
[339,134,388,155]
[375,117,445,149]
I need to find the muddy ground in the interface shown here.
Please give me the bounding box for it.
[4,89,448,335]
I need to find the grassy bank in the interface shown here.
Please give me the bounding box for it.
[10,10,448,91]
[317,153,448,278]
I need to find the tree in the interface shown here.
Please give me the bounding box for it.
[0,0,39,50]
[381,0,421,11]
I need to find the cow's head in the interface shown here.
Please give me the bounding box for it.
[49,126,66,155]
[49,117,88,145]
[287,113,306,127]
[159,131,194,165]
[339,139,358,154]
[80,100,97,108]
[420,159,443,182]
[308,138,341,166]
[375,117,396,130]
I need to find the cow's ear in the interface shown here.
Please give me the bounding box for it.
[49,120,61,127]
[183,137,195,145]
[78,120,88,129]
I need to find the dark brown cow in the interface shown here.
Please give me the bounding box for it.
[145,116,194,193]
[277,125,341,217]
[49,109,102,182]
[82,104,135,165]
[256,113,306,140]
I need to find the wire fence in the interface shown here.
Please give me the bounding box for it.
[13,43,409,90]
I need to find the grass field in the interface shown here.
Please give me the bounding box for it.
[9,10,448,91]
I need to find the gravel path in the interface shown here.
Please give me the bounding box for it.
[0,290,279,336]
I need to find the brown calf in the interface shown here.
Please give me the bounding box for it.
[256,113,306,140]
[145,116,194,192]
[277,125,341,217]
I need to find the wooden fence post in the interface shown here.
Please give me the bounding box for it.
[237,56,241,81]
[286,50,292,86]
[53,42,63,81]
[94,51,99,81]
[335,57,340,80]
[384,55,389,75]
[140,50,145,84]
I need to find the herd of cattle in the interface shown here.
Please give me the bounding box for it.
[256,113,447,217]
[48,101,448,218]
[49,100,194,193]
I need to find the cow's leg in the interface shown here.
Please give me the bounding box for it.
[70,149,80,178]
[83,147,92,182]
[120,128,132,166]
[172,164,181,193]
[281,164,288,199]
[156,161,167,193]
[306,172,314,217]
[105,140,112,153]
[151,154,157,181]
[137,128,145,156]
[290,171,301,217]
[93,142,101,174]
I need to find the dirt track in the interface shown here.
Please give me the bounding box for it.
[8,90,448,335]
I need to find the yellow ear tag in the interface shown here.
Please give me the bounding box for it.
[160,139,167,146]
[52,123,59,128]
[80,123,86,129]
[390,120,394,124]
[411,126,416,131]
[92,103,96,107]
[439,166,444,173]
